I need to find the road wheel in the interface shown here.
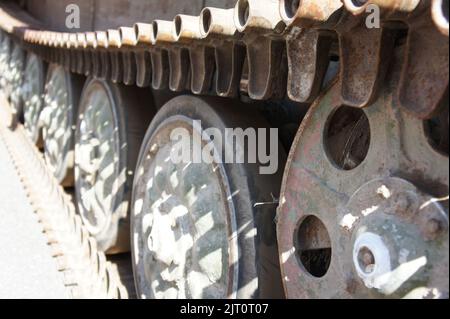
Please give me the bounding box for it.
[0,32,11,93]
[75,78,155,254]
[131,95,286,299]
[40,64,83,186]
[8,43,25,118]
[22,53,46,145]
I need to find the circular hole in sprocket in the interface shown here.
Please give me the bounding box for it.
[324,106,370,170]
[295,215,332,278]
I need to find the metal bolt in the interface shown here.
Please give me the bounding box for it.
[358,246,376,274]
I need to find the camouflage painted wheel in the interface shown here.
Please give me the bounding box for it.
[0,31,11,93]
[131,95,285,299]
[22,53,46,145]
[8,43,25,117]
[40,64,83,185]
[75,78,154,253]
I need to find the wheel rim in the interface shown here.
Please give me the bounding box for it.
[23,54,44,143]
[41,66,73,182]
[132,117,238,299]
[277,80,449,298]
[75,82,120,237]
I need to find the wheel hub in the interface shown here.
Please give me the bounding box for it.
[344,178,448,298]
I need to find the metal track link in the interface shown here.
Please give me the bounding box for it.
[0,97,128,299]
[1,0,448,119]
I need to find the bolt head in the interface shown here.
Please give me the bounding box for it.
[358,247,376,274]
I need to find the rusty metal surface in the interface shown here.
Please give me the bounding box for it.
[339,0,449,118]
[336,12,397,108]
[233,0,288,100]
[277,44,449,298]
[286,28,332,103]
[398,11,449,119]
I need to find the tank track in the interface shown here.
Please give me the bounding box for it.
[0,0,448,120]
[0,98,128,299]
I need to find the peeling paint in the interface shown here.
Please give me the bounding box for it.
[340,213,359,230]
[361,205,378,216]
[377,185,391,199]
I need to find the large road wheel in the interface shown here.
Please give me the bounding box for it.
[40,64,83,186]
[22,53,46,145]
[75,78,155,254]
[0,31,11,93]
[8,43,25,117]
[277,69,449,297]
[131,95,286,299]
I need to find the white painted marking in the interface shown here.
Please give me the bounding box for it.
[362,205,379,216]
[377,185,391,199]
[340,213,359,230]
